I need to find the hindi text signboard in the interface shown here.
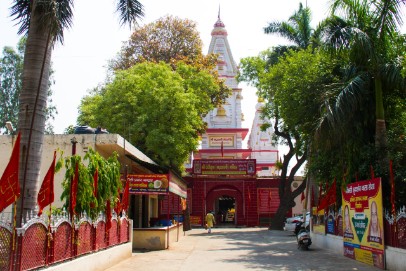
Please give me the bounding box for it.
[342,178,385,269]
[193,159,256,175]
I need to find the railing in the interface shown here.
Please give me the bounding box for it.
[321,205,406,250]
[384,206,406,249]
[0,210,130,271]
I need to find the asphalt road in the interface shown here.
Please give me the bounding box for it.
[105,228,382,271]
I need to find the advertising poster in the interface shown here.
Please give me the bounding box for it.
[312,208,326,235]
[127,174,169,194]
[342,178,385,269]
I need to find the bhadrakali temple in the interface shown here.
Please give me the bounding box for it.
[0,15,297,245]
[119,15,289,231]
[181,15,284,227]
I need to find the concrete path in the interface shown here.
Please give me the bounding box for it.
[105,228,382,271]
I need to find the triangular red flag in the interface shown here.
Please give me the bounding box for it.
[106,199,112,231]
[0,132,21,212]
[37,151,56,216]
[121,179,130,212]
[301,191,305,202]
[69,163,79,218]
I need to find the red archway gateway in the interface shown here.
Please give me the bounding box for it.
[206,185,243,225]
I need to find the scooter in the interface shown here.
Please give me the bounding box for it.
[295,221,312,250]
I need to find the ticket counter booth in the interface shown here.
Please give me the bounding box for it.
[128,172,188,250]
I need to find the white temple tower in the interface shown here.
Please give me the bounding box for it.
[196,13,250,160]
[247,99,279,176]
[192,12,278,175]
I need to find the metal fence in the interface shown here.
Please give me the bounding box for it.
[0,210,130,271]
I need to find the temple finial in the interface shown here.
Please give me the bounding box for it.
[218,4,221,19]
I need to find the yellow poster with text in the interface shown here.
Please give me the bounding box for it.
[342,178,385,269]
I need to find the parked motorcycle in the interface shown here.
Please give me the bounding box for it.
[295,222,312,250]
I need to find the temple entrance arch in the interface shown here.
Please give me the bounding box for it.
[206,185,243,226]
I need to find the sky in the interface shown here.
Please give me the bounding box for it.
[0,0,334,136]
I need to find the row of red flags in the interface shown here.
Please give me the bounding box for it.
[0,133,130,220]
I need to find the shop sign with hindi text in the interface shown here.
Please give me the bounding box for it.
[127,174,169,194]
[193,159,256,175]
[342,178,385,269]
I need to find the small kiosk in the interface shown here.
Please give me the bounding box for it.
[128,171,188,250]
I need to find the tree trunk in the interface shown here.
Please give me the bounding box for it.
[17,2,52,225]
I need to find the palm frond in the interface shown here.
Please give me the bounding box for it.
[373,0,405,41]
[34,0,74,44]
[10,0,32,35]
[116,0,144,28]
[317,70,370,135]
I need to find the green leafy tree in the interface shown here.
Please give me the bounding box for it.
[109,15,230,107]
[0,38,57,135]
[321,0,406,168]
[111,15,203,70]
[240,48,339,229]
[61,148,121,219]
[79,62,223,173]
[9,0,144,220]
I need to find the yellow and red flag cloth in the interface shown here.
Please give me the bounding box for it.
[0,132,21,213]
[37,151,56,216]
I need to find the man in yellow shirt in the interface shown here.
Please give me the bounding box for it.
[205,211,216,233]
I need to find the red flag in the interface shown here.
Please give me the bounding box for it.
[328,179,337,205]
[389,160,395,215]
[221,140,224,157]
[69,163,79,218]
[93,168,98,198]
[37,151,56,216]
[106,199,112,231]
[121,179,130,212]
[0,132,21,212]
[301,191,305,202]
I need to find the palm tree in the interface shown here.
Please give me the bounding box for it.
[320,0,406,167]
[9,0,144,225]
[264,2,317,50]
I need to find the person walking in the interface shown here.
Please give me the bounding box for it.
[205,211,216,233]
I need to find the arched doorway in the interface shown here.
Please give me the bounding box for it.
[206,185,243,226]
[216,195,235,225]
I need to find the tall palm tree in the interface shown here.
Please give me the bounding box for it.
[264,2,317,50]
[9,0,144,224]
[320,0,406,167]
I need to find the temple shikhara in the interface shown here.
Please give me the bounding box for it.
[184,14,285,227]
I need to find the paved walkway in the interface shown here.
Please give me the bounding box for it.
[105,228,382,271]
